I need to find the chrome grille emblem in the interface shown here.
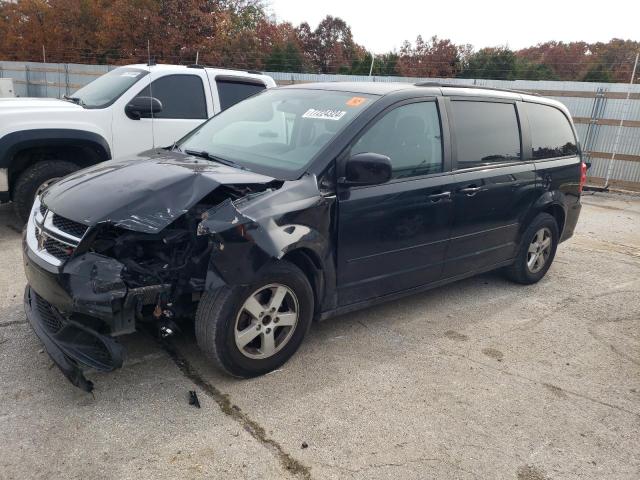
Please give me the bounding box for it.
[36,228,47,251]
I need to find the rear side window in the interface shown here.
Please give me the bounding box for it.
[451,101,521,168]
[524,102,578,159]
[216,78,266,111]
[136,74,207,119]
[352,101,443,179]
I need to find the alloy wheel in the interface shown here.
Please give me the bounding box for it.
[527,227,552,273]
[234,284,299,359]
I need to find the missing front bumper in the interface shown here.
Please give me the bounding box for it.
[24,285,125,392]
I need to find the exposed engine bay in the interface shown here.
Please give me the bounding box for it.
[88,184,271,289]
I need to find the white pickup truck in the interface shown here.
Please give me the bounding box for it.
[0,64,276,220]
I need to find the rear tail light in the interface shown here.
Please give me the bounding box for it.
[579,162,587,193]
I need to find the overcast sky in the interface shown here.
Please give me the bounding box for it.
[268,0,639,53]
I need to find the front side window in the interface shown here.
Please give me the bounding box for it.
[524,102,578,159]
[71,68,148,108]
[451,101,521,168]
[178,88,376,178]
[216,79,266,111]
[135,75,207,119]
[351,102,443,179]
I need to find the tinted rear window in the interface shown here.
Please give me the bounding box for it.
[216,79,266,111]
[524,102,578,159]
[451,101,521,168]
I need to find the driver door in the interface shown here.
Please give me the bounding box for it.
[336,99,455,306]
[111,72,213,159]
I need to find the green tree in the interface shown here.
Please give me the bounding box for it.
[514,58,557,80]
[265,41,303,72]
[459,47,516,79]
[582,63,613,82]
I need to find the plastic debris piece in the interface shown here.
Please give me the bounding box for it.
[189,390,201,408]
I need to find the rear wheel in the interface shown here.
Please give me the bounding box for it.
[12,160,79,223]
[504,213,559,284]
[195,261,314,377]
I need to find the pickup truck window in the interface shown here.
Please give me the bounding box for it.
[451,101,521,168]
[179,88,376,178]
[352,101,443,179]
[135,74,207,119]
[216,78,266,111]
[523,102,578,159]
[71,68,148,109]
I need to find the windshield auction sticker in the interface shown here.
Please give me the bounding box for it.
[121,72,142,77]
[302,108,347,121]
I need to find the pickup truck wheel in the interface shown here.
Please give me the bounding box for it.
[195,261,314,378]
[13,160,79,223]
[504,213,559,285]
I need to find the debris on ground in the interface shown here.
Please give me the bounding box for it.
[188,390,201,408]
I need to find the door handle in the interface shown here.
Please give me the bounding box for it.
[458,186,482,196]
[427,191,451,202]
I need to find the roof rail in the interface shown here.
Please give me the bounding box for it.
[186,64,263,75]
[414,81,539,96]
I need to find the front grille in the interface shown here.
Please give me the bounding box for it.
[52,214,89,238]
[34,293,64,334]
[39,203,47,217]
[43,236,74,261]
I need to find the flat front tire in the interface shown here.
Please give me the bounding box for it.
[195,261,314,377]
[504,212,559,285]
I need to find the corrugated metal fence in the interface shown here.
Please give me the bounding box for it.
[1,60,639,191]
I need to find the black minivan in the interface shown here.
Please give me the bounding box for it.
[23,82,585,390]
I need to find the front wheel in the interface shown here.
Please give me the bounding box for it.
[504,213,559,284]
[195,261,314,377]
[13,160,79,223]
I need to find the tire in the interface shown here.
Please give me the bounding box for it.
[13,160,79,223]
[195,260,314,377]
[504,212,559,285]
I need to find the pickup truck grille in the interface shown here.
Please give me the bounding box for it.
[52,214,89,238]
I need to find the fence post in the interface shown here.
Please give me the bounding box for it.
[64,63,70,96]
[25,65,30,96]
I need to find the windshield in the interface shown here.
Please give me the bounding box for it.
[178,88,376,178]
[71,68,148,108]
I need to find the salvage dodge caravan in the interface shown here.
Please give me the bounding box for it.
[23,82,585,391]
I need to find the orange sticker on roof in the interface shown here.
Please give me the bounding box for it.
[346,96,367,107]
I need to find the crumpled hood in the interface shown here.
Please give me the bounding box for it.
[41,149,276,233]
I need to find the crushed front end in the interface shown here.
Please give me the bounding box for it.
[22,152,330,392]
[22,185,251,391]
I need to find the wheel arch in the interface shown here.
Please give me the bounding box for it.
[522,192,567,240]
[0,129,111,197]
[281,247,326,318]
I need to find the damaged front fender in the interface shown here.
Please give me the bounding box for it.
[198,175,335,292]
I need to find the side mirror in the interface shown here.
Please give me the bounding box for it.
[341,152,392,186]
[125,96,163,120]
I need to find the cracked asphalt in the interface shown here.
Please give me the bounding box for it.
[1,192,639,480]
